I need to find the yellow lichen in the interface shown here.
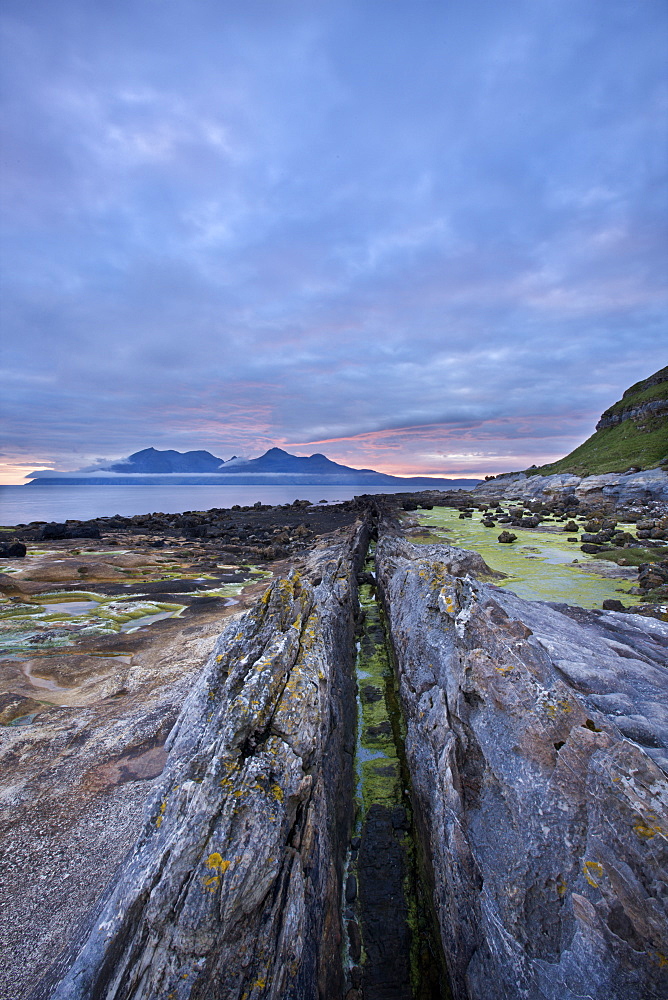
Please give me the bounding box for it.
[583,860,604,887]
[155,798,167,828]
[205,852,231,874]
[270,782,284,802]
[633,822,661,839]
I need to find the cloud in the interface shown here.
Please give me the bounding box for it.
[1,0,666,482]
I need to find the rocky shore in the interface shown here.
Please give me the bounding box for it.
[0,483,666,999]
[474,467,668,511]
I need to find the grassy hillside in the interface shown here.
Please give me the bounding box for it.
[526,368,668,477]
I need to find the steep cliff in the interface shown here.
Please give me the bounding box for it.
[510,366,668,477]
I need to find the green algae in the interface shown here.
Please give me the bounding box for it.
[414,509,643,610]
[355,582,404,815]
[0,590,185,655]
[194,567,271,600]
[348,550,449,997]
[0,563,266,657]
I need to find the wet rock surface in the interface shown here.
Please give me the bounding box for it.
[375,523,668,1000]
[357,804,412,1000]
[346,562,448,999]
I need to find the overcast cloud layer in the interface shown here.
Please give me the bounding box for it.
[1,0,666,483]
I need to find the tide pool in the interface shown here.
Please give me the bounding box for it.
[415,508,642,610]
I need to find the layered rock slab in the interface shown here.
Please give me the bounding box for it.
[473,467,668,509]
[375,528,668,1000]
[39,525,367,1000]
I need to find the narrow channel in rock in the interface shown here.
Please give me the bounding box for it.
[343,536,450,1000]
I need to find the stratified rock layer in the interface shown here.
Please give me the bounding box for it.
[474,468,668,509]
[375,527,668,1000]
[41,525,367,1000]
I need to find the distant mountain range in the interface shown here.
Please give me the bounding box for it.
[27,447,480,490]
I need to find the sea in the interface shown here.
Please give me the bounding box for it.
[0,484,419,525]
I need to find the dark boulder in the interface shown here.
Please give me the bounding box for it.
[638,561,668,592]
[0,540,26,558]
[38,521,100,540]
[602,599,626,611]
[38,522,69,540]
[67,522,101,539]
[497,531,517,543]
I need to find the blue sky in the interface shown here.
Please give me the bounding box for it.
[1,0,666,482]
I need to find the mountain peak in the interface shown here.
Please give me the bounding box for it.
[108,448,225,474]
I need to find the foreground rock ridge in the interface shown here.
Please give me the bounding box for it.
[39,525,368,1000]
[375,522,668,1000]
[10,496,667,1000]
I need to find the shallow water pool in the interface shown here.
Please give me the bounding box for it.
[415,509,641,610]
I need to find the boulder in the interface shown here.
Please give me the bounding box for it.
[498,531,517,543]
[38,522,69,540]
[0,540,26,557]
[36,521,100,541]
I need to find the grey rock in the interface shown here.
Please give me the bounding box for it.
[474,468,668,510]
[375,527,668,1000]
[42,526,368,1000]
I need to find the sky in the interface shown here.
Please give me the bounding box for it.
[1,0,667,484]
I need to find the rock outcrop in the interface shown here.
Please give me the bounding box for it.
[38,526,367,1000]
[6,497,668,1000]
[375,525,668,1000]
[596,366,668,431]
[474,467,668,510]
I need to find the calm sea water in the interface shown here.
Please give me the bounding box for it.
[0,484,411,525]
